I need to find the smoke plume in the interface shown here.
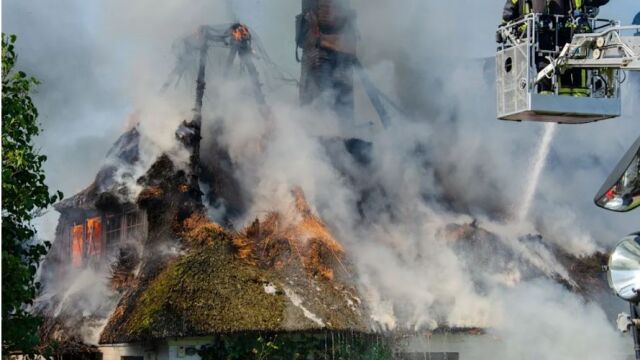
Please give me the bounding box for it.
[5,0,639,356]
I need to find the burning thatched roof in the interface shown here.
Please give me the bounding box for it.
[39,80,379,348]
[99,217,366,344]
[443,222,610,296]
[41,130,369,347]
[79,144,365,344]
[99,153,366,343]
[54,127,141,214]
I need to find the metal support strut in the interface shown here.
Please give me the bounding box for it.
[632,303,640,360]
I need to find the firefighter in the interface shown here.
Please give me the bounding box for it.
[500,0,610,95]
[501,0,569,93]
[502,0,609,22]
[559,0,610,96]
[502,0,554,23]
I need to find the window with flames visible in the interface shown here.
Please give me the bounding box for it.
[69,209,146,266]
[86,217,103,258]
[71,224,84,268]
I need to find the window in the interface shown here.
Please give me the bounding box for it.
[106,214,122,247]
[63,353,102,360]
[86,217,103,258]
[71,224,84,268]
[125,211,145,241]
[69,209,147,267]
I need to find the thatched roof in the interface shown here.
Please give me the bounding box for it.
[443,222,609,296]
[99,222,366,344]
[92,149,367,344]
[54,127,140,214]
[41,139,369,347]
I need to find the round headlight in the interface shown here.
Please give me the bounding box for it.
[608,233,640,302]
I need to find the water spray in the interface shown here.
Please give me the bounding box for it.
[517,122,558,222]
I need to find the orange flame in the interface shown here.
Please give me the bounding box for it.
[71,224,84,268]
[235,187,347,280]
[178,189,348,281]
[231,24,251,42]
[86,217,103,257]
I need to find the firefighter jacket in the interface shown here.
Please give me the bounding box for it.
[502,0,609,22]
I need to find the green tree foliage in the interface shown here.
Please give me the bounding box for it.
[2,33,62,353]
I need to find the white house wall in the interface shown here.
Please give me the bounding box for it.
[98,337,212,360]
[167,337,212,360]
[99,342,168,360]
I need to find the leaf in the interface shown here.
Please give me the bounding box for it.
[1,32,59,354]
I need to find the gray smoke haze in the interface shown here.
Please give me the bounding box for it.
[4,0,639,356]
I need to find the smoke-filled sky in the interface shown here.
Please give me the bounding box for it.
[4,0,640,357]
[3,0,639,244]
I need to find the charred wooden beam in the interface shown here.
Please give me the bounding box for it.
[297,0,357,122]
[176,41,208,202]
[228,23,272,121]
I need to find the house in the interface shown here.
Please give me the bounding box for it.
[36,125,382,360]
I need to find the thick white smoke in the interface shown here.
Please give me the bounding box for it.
[478,280,629,359]
[5,0,638,357]
[220,0,637,356]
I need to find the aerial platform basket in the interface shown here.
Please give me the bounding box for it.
[496,14,640,124]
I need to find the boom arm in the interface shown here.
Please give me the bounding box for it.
[536,24,640,84]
